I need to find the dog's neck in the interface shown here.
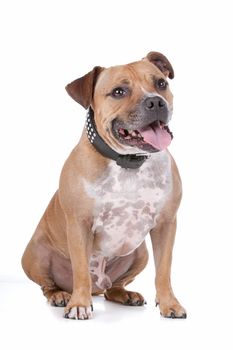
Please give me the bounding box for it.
[85,108,149,169]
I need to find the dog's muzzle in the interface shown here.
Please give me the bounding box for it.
[85,108,149,169]
[112,96,173,153]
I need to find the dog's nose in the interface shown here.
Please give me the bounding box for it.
[141,96,169,125]
[144,96,166,111]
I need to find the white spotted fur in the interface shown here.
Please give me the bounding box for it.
[84,150,172,263]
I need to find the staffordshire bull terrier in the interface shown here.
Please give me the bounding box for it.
[22,51,186,320]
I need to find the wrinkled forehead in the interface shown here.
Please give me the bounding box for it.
[95,61,165,92]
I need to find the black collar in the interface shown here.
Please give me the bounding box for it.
[85,108,149,169]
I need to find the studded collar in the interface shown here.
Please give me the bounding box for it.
[85,108,149,169]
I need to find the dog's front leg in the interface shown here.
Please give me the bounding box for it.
[150,218,186,318]
[64,217,93,320]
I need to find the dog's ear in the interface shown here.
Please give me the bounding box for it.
[65,66,104,109]
[145,52,174,79]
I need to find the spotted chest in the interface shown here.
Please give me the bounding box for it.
[83,151,172,259]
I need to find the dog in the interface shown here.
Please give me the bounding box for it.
[22,51,186,320]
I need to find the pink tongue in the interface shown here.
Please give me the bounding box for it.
[138,125,172,150]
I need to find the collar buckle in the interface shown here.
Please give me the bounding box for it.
[116,154,149,169]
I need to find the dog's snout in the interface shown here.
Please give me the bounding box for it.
[144,96,166,111]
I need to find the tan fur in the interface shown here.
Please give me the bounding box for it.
[22,52,186,320]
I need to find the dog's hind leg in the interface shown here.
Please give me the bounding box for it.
[21,230,71,307]
[104,241,148,306]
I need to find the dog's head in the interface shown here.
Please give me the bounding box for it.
[66,52,174,154]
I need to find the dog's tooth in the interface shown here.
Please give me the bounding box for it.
[131,131,137,137]
[119,128,125,136]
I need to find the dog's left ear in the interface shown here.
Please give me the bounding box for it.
[66,66,104,109]
[145,52,174,79]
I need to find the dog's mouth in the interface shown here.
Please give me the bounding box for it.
[112,120,173,152]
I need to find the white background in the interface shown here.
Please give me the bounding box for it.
[0,0,233,349]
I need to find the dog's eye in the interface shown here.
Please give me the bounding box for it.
[156,78,167,90]
[111,87,127,98]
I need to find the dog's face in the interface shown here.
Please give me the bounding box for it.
[66,52,174,154]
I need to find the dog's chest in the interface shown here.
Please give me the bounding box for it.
[83,151,172,258]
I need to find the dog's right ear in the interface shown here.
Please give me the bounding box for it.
[66,66,104,109]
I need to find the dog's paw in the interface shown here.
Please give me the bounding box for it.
[64,305,93,320]
[49,291,71,307]
[105,287,146,306]
[156,297,187,319]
